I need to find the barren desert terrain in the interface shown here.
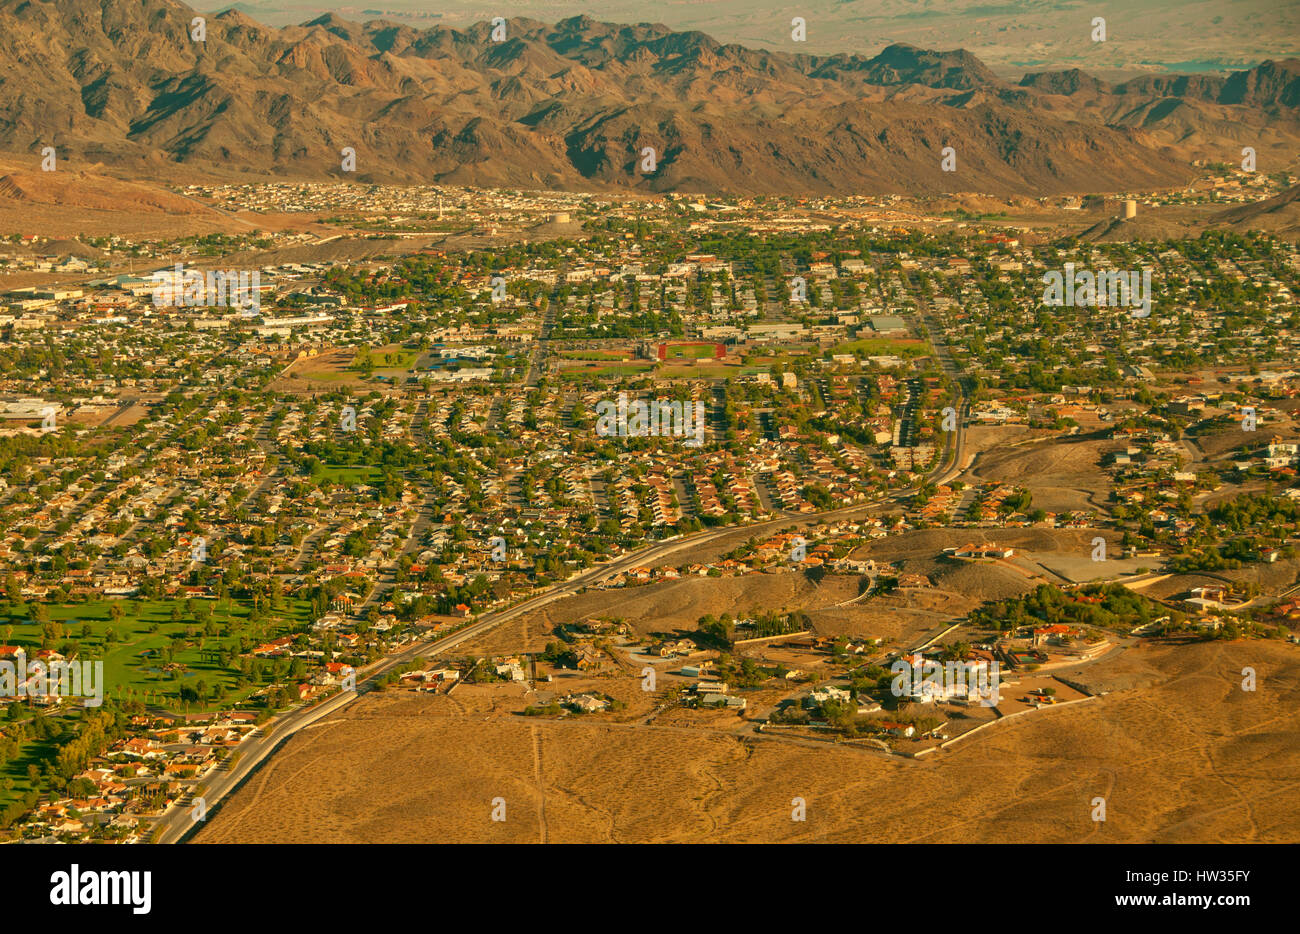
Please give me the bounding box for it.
[193,639,1298,843]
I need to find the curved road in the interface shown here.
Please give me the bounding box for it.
[155,506,892,843]
[155,453,968,843]
[158,322,971,843]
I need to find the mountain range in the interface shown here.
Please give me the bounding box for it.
[0,0,1296,196]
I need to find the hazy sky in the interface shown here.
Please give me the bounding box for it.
[199,0,1298,78]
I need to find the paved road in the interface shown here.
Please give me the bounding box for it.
[905,270,969,487]
[155,502,887,843]
[154,683,361,843]
[157,442,975,844]
[158,301,973,842]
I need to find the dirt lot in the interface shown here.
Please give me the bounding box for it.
[856,526,1154,595]
[995,673,1091,715]
[1136,556,1300,608]
[266,348,368,394]
[1190,421,1287,460]
[455,570,962,660]
[964,431,1119,514]
[458,524,1174,664]
[193,639,1300,843]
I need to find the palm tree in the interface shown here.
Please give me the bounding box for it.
[940,641,970,661]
